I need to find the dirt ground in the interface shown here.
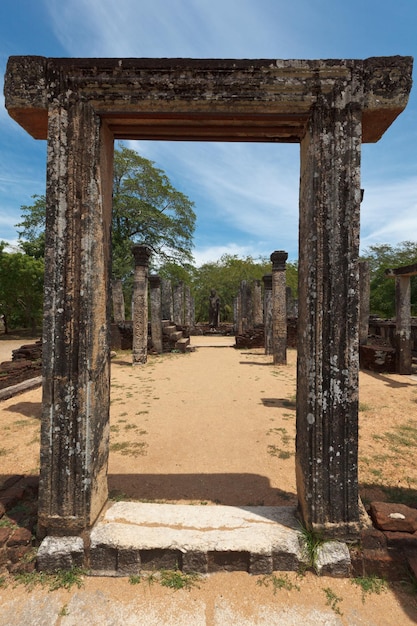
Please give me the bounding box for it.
[0,335,417,624]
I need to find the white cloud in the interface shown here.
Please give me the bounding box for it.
[192,242,261,267]
[360,177,417,251]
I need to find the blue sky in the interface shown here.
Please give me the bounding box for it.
[1,0,416,266]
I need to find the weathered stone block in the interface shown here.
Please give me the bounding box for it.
[7,527,32,547]
[182,550,208,574]
[117,548,141,575]
[249,552,273,575]
[37,536,84,571]
[315,541,351,577]
[272,550,302,572]
[370,502,417,533]
[139,548,181,571]
[360,528,387,550]
[207,550,250,572]
[90,544,118,574]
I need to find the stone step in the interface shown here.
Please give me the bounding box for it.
[37,503,351,577]
[175,337,190,352]
[162,325,177,335]
[168,330,183,342]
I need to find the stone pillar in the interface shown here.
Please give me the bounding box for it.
[39,101,113,535]
[132,245,152,365]
[111,279,125,323]
[253,280,263,326]
[296,90,362,538]
[161,279,173,321]
[271,251,288,365]
[173,282,184,326]
[359,261,370,345]
[240,280,252,333]
[395,276,412,374]
[149,275,163,354]
[263,274,273,355]
[184,284,192,327]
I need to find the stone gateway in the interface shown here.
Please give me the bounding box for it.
[4,56,412,540]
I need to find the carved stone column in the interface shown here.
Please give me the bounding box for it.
[253,280,263,326]
[271,251,288,365]
[149,275,163,354]
[359,261,370,345]
[132,245,152,365]
[173,282,184,326]
[395,276,412,374]
[39,101,113,535]
[296,88,362,538]
[161,279,173,321]
[111,279,125,323]
[263,274,273,355]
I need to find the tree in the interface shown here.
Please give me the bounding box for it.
[16,144,196,282]
[0,249,44,333]
[112,145,196,279]
[361,241,417,317]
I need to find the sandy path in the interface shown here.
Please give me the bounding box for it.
[0,336,417,623]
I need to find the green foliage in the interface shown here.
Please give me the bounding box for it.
[351,575,387,603]
[128,570,201,590]
[191,254,298,323]
[361,241,417,317]
[112,144,196,279]
[13,567,86,591]
[322,586,343,615]
[298,524,324,571]
[0,249,44,332]
[15,145,196,315]
[159,569,201,591]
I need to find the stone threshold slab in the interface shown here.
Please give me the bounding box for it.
[37,503,351,577]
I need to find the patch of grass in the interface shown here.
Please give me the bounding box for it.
[267,444,292,459]
[351,575,387,603]
[298,524,324,572]
[0,576,8,588]
[0,518,18,529]
[159,569,201,591]
[14,567,86,592]
[108,489,129,501]
[256,573,300,594]
[0,447,9,456]
[128,574,142,585]
[59,604,69,616]
[136,410,149,416]
[109,441,148,457]
[323,587,343,615]
[359,402,371,412]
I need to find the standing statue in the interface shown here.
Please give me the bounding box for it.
[208,289,220,329]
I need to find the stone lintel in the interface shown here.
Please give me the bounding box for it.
[385,262,417,278]
[5,55,413,142]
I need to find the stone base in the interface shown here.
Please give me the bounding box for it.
[36,503,356,577]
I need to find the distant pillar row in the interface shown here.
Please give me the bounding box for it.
[263,274,273,355]
[149,275,163,354]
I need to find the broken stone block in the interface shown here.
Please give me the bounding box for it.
[315,541,351,577]
[249,552,273,575]
[37,536,84,571]
[370,502,417,533]
[182,550,208,574]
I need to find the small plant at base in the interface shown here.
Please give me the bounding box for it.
[59,604,69,616]
[256,574,300,594]
[14,567,86,592]
[159,569,201,591]
[351,575,387,603]
[129,575,142,585]
[298,524,324,572]
[323,587,343,615]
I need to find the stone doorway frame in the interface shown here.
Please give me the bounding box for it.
[4,55,412,539]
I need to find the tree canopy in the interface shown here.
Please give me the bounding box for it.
[360,241,417,317]
[0,246,44,333]
[16,144,196,281]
